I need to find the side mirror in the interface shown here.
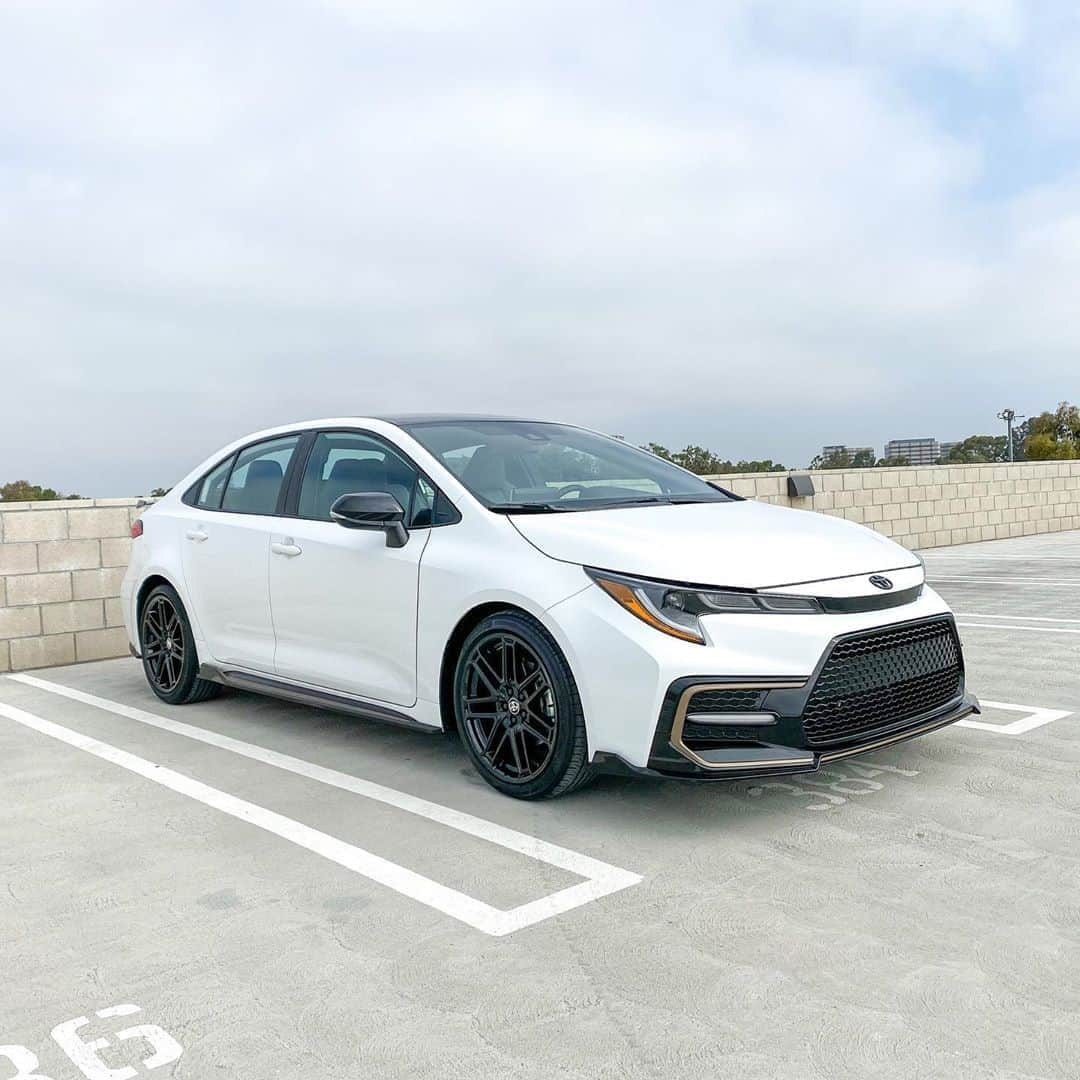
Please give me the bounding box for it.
[330,492,409,548]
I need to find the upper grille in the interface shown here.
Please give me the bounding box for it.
[685,688,767,715]
[801,617,962,746]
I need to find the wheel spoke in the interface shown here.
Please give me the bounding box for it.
[478,719,501,752]
[503,637,518,685]
[521,700,554,727]
[487,725,510,762]
[507,727,525,774]
[472,656,500,695]
[519,719,552,747]
[517,668,544,699]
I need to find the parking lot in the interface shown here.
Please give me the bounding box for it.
[2,530,1078,1080]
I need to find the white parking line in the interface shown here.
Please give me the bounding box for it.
[957,700,1072,735]
[955,612,1080,623]
[931,577,1080,587]
[957,622,1080,635]
[1,677,641,936]
[921,554,1080,561]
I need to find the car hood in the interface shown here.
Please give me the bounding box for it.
[509,500,919,590]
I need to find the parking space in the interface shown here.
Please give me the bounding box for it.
[3,531,1080,1079]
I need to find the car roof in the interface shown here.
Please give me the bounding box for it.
[373,413,549,426]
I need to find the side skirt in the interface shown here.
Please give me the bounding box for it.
[198,664,440,735]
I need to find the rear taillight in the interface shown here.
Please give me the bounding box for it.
[131,519,144,539]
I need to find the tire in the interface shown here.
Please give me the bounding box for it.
[453,611,595,799]
[138,583,221,705]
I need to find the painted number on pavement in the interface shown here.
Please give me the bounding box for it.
[1,1005,181,1080]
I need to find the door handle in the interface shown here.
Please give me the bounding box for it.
[185,529,208,542]
[271,541,302,557]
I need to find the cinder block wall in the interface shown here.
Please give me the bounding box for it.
[706,460,1080,550]
[2,461,1079,672]
[0,499,141,673]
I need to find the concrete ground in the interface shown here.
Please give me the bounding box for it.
[2,531,1079,1080]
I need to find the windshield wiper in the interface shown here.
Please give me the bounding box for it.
[486,502,573,514]
[584,496,673,508]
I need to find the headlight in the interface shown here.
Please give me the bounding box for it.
[586,568,822,645]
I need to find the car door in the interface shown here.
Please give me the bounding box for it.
[268,429,436,706]
[180,433,301,672]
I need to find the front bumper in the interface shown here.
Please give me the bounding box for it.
[622,689,979,781]
[596,611,979,781]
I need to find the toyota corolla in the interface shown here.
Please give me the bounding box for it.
[122,415,979,798]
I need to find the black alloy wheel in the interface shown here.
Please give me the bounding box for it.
[460,631,558,783]
[454,611,594,799]
[138,583,221,705]
[142,593,185,694]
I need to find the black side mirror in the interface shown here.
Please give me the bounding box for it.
[330,492,409,548]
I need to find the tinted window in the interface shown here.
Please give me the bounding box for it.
[298,432,427,524]
[401,420,734,509]
[195,455,234,510]
[221,436,300,515]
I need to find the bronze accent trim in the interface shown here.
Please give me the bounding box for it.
[670,680,808,770]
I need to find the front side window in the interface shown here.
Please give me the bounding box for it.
[220,435,300,515]
[298,431,431,525]
[401,420,734,510]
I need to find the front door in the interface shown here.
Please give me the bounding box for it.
[268,430,431,706]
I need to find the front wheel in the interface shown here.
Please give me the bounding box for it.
[453,611,594,799]
[139,583,221,705]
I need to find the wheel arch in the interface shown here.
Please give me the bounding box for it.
[135,572,184,623]
[438,601,551,736]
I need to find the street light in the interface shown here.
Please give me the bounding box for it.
[997,408,1025,463]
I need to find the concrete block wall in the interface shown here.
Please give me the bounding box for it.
[2,461,1079,672]
[0,498,141,673]
[707,460,1080,550]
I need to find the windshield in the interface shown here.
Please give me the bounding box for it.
[400,420,734,511]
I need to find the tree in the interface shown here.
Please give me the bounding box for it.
[0,480,81,502]
[876,455,911,468]
[642,443,785,475]
[150,487,171,498]
[809,449,853,469]
[1023,402,1080,460]
[730,458,787,474]
[941,435,1008,464]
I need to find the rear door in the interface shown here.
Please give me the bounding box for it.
[180,433,302,672]
[268,429,436,705]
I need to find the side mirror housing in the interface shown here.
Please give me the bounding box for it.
[330,492,409,548]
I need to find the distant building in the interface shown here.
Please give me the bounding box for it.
[938,441,960,462]
[821,444,875,461]
[884,437,940,466]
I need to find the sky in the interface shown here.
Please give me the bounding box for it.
[2,1,1079,495]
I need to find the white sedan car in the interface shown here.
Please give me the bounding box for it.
[122,415,978,799]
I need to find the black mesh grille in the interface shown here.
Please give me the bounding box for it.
[801,617,962,746]
[682,721,762,746]
[685,688,767,715]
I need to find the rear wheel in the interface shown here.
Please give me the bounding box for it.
[139,583,221,705]
[453,611,594,799]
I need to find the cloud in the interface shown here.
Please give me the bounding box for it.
[0,0,1077,492]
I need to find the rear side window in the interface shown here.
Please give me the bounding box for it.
[194,456,234,510]
[221,436,300,515]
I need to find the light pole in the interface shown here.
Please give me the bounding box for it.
[997,408,1025,463]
